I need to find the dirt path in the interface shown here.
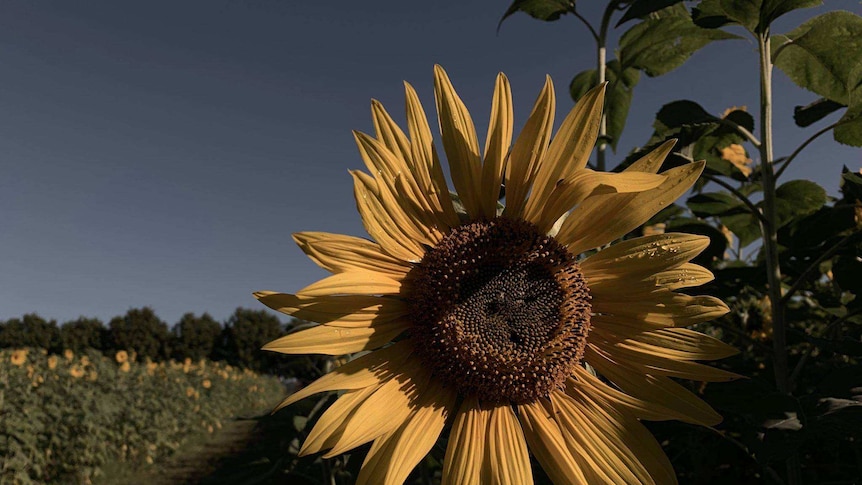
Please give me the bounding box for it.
[129,417,267,485]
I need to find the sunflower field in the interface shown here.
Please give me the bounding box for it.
[0,347,284,484]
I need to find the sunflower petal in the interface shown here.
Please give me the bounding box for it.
[518,400,588,484]
[254,292,408,325]
[591,340,741,382]
[592,290,729,328]
[563,385,678,485]
[580,233,710,282]
[371,99,413,166]
[487,404,533,485]
[299,385,379,454]
[585,345,723,426]
[624,328,739,361]
[503,76,555,218]
[434,65,482,219]
[570,368,679,422]
[523,83,605,223]
[404,81,460,229]
[293,232,411,278]
[442,396,490,485]
[480,72,513,219]
[652,263,715,290]
[626,139,677,173]
[356,380,457,485]
[535,170,666,233]
[262,319,409,355]
[324,359,431,457]
[558,161,706,253]
[352,170,425,261]
[295,271,401,297]
[277,340,413,408]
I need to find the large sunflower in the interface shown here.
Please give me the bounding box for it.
[257,66,737,484]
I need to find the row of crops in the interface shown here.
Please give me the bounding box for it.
[0,347,286,484]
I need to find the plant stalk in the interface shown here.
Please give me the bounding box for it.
[595,2,616,171]
[758,31,800,485]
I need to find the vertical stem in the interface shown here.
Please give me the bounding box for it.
[759,31,800,485]
[595,1,615,172]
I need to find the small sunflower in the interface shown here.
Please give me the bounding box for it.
[257,66,736,484]
[10,349,27,366]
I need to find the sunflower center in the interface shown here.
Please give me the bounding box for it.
[408,217,591,404]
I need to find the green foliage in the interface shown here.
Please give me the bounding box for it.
[0,348,283,484]
[107,307,171,361]
[60,317,106,352]
[498,0,573,27]
[0,314,61,352]
[171,312,221,361]
[693,0,822,33]
[220,308,285,372]
[618,4,740,77]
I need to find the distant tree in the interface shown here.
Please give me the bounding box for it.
[219,308,285,371]
[171,312,221,360]
[0,314,60,351]
[108,307,170,360]
[60,317,106,352]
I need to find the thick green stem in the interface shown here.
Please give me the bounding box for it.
[759,31,800,485]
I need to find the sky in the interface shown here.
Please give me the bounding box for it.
[1,0,859,326]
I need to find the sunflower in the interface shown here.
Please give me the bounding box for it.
[257,66,736,484]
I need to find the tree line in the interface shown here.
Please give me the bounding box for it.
[0,307,301,374]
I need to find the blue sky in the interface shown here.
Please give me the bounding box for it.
[1,0,859,326]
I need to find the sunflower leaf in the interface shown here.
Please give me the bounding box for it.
[693,0,822,33]
[687,192,747,217]
[772,11,862,106]
[498,0,573,31]
[618,4,740,77]
[616,0,684,26]
[794,98,845,127]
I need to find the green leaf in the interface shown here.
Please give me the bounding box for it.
[693,0,822,33]
[569,60,640,150]
[616,0,682,26]
[721,212,761,247]
[840,166,862,201]
[498,0,573,30]
[794,97,845,127]
[834,99,862,147]
[774,179,828,227]
[772,11,862,106]
[618,4,740,77]
[687,191,747,217]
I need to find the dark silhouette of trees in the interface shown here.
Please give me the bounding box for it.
[171,312,221,361]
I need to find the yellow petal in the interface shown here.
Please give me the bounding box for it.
[356,380,457,485]
[570,368,680,422]
[295,271,401,297]
[480,72,513,219]
[591,340,741,382]
[299,385,379,454]
[524,83,605,222]
[254,292,408,325]
[371,99,413,167]
[277,340,413,408]
[404,81,460,229]
[442,396,490,485]
[592,289,729,328]
[563,385,678,485]
[585,344,723,426]
[535,169,666,233]
[580,233,710,282]
[434,65,482,219]
[352,171,425,261]
[262,319,409,355]
[487,404,533,485]
[503,76,555,218]
[558,161,706,253]
[624,328,739,361]
[324,359,431,457]
[518,400,588,484]
[626,139,677,173]
[293,232,411,278]
[651,263,715,290]
[354,132,444,243]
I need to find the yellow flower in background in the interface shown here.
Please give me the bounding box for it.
[80,356,90,367]
[257,66,736,484]
[119,361,131,373]
[63,349,74,361]
[202,379,212,389]
[720,143,753,178]
[47,355,59,370]
[10,349,27,366]
[69,365,85,379]
[115,350,129,364]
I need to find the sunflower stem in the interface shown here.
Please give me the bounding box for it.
[758,31,800,485]
[594,2,616,172]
